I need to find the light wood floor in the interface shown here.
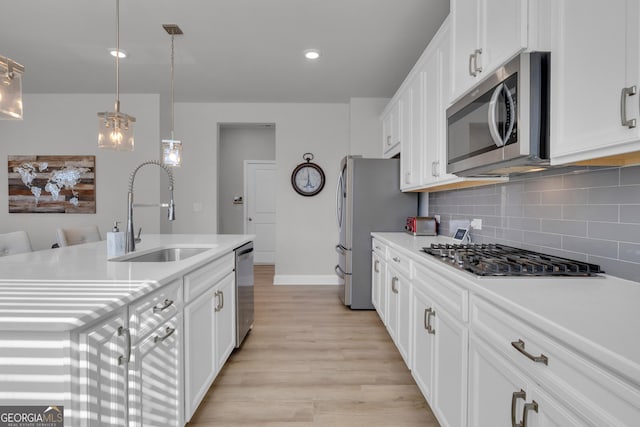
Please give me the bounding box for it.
[188,265,440,426]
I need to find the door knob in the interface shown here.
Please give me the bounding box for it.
[248,217,253,221]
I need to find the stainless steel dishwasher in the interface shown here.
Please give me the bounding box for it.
[235,241,254,347]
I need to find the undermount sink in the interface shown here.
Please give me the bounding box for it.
[112,246,214,262]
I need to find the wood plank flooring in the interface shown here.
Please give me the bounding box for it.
[188,265,440,426]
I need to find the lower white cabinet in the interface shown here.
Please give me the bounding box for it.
[214,273,236,372]
[385,264,412,366]
[468,335,584,427]
[371,250,385,322]
[184,271,236,422]
[80,310,129,427]
[412,285,468,427]
[129,314,182,427]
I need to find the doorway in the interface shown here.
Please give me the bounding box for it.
[218,123,276,264]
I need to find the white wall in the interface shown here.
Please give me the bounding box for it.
[0,93,161,250]
[349,97,389,157]
[218,125,275,234]
[172,102,349,283]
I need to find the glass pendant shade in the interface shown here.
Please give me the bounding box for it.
[98,110,135,151]
[0,55,24,120]
[162,139,182,166]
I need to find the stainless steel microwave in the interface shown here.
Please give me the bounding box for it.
[446,52,550,176]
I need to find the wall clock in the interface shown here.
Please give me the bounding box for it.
[291,153,325,197]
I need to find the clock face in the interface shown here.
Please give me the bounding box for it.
[291,163,325,196]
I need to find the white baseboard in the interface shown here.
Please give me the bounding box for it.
[272,274,341,286]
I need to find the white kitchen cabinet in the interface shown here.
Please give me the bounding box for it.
[468,335,585,427]
[129,314,183,427]
[183,256,235,422]
[470,294,640,427]
[214,272,236,372]
[386,265,411,365]
[371,250,384,319]
[382,101,401,158]
[450,0,528,102]
[412,285,468,427]
[184,285,217,421]
[549,0,640,165]
[400,75,423,190]
[79,310,129,427]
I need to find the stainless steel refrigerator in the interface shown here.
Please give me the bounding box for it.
[335,156,417,309]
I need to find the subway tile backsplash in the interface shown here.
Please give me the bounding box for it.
[429,165,640,283]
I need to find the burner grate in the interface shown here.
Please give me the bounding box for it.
[421,243,603,277]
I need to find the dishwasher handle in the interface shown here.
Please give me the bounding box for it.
[237,246,254,257]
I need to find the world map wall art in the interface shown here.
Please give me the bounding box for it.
[8,155,96,214]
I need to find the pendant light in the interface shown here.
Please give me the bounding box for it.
[98,0,135,151]
[0,54,24,120]
[161,24,183,167]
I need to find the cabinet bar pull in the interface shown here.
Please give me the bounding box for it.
[152,298,174,313]
[220,290,224,310]
[214,290,221,312]
[118,326,131,365]
[153,326,176,343]
[391,277,399,294]
[427,308,435,334]
[620,85,637,128]
[374,260,380,273]
[522,400,538,427]
[468,53,476,77]
[474,48,483,74]
[511,389,526,427]
[511,339,548,365]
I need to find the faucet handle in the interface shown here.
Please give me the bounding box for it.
[135,227,142,243]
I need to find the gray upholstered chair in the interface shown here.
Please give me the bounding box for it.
[56,225,102,247]
[0,231,33,256]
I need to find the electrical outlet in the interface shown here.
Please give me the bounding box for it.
[471,218,483,230]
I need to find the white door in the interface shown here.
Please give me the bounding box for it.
[244,161,276,264]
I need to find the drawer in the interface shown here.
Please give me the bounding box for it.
[371,238,387,257]
[413,262,468,323]
[470,295,640,427]
[184,252,234,302]
[130,279,182,343]
[387,246,411,279]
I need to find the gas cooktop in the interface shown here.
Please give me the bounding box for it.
[421,243,604,277]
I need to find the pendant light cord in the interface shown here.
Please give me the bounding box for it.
[115,0,120,113]
[170,34,175,140]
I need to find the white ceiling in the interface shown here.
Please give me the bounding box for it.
[3,0,450,103]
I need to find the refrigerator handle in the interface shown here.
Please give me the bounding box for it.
[335,170,343,228]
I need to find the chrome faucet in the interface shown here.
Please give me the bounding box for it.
[126,160,176,253]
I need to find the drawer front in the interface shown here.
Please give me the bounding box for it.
[130,279,183,343]
[184,253,234,303]
[387,246,411,279]
[470,295,640,427]
[371,238,387,258]
[413,262,468,323]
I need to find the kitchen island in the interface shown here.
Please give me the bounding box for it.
[0,234,253,427]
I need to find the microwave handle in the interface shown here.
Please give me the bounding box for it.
[489,83,517,148]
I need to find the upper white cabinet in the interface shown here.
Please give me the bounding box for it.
[450,0,528,102]
[382,101,401,158]
[549,0,640,165]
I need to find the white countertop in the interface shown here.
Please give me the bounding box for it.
[372,232,640,386]
[0,234,253,332]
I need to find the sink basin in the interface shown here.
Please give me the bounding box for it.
[112,246,213,262]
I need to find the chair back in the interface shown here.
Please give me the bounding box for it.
[56,225,102,247]
[0,231,33,257]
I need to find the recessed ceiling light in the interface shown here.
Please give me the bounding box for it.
[304,49,320,60]
[109,48,128,59]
